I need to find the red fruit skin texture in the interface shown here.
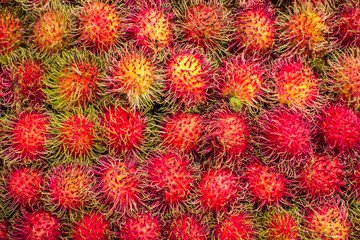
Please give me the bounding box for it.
[6,167,43,207]
[337,5,360,47]
[317,104,360,156]
[146,152,195,207]
[72,212,110,240]
[0,220,9,240]
[101,106,147,155]
[245,162,287,207]
[14,210,62,240]
[258,108,313,162]
[168,215,209,240]
[119,213,161,240]
[160,112,202,154]
[0,69,13,106]
[199,168,240,211]
[299,154,345,199]
[215,213,256,240]
[264,213,300,240]
[0,10,22,55]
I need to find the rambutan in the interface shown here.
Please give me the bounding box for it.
[145,152,196,211]
[44,164,96,214]
[215,212,256,240]
[13,210,62,240]
[0,220,8,240]
[164,48,214,110]
[0,7,23,56]
[100,105,147,156]
[119,212,162,240]
[198,167,240,212]
[257,107,313,164]
[0,67,14,107]
[218,54,266,110]
[103,45,161,110]
[71,211,111,240]
[298,154,346,199]
[245,161,288,207]
[231,3,276,55]
[94,155,143,214]
[336,3,360,47]
[76,1,124,53]
[167,214,209,240]
[305,203,350,239]
[159,112,203,154]
[316,103,360,157]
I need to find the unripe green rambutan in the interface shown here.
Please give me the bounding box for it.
[215,212,256,239]
[71,211,111,240]
[44,163,97,215]
[76,1,124,54]
[103,44,161,111]
[167,214,210,240]
[13,210,62,240]
[0,7,23,56]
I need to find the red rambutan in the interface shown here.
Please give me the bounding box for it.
[71,211,111,240]
[215,212,256,240]
[336,3,360,47]
[167,214,209,240]
[0,8,23,56]
[0,220,8,240]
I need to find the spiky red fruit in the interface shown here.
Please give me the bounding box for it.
[167,215,209,240]
[305,204,350,239]
[218,55,266,109]
[0,69,13,107]
[32,9,71,53]
[95,155,142,213]
[232,3,275,55]
[45,164,96,213]
[77,1,123,53]
[272,57,320,109]
[146,152,196,209]
[316,103,360,156]
[128,1,174,53]
[5,167,43,208]
[203,109,250,161]
[337,4,360,47]
[160,112,202,154]
[105,46,159,110]
[0,220,8,240]
[5,111,50,163]
[0,9,23,55]
[245,162,287,207]
[215,212,256,240]
[56,114,96,158]
[72,212,110,240]
[258,107,313,162]
[298,154,345,199]
[351,164,360,198]
[164,49,213,109]
[119,212,162,240]
[263,211,300,240]
[101,106,147,155]
[14,210,62,240]
[199,168,240,211]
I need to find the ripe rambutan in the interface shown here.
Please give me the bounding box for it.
[44,164,96,214]
[218,54,266,110]
[13,210,62,240]
[2,110,50,164]
[45,49,101,111]
[31,5,72,53]
[277,0,335,58]
[76,1,124,53]
[270,56,321,110]
[159,112,203,154]
[167,214,209,240]
[71,211,111,240]
[257,107,313,164]
[164,48,214,110]
[198,167,240,212]
[0,67,14,107]
[0,7,23,56]
[100,105,148,156]
[127,0,174,56]
[305,203,350,239]
[202,108,250,162]
[145,152,196,211]
[298,154,346,199]
[119,212,162,240]
[336,3,360,47]
[231,3,276,55]
[4,166,43,209]
[215,212,256,239]
[94,155,143,214]
[103,44,161,110]
[245,161,288,207]
[0,220,8,240]
[316,103,360,157]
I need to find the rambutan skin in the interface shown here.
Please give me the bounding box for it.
[71,212,111,240]
[0,8,23,56]
[262,210,300,240]
[336,4,360,47]
[167,214,209,240]
[215,212,256,240]
[0,220,8,240]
